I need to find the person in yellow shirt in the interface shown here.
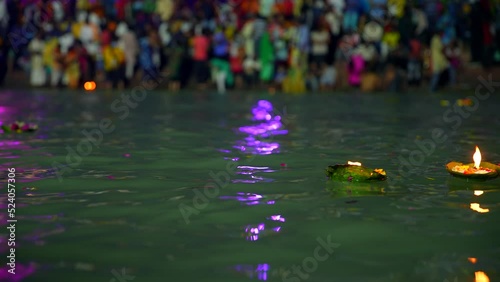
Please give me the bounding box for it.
[429,30,449,92]
[102,42,126,89]
[382,22,401,51]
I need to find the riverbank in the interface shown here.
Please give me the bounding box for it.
[2,62,499,93]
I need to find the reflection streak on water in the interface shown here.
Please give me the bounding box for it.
[0,140,53,182]
[216,100,286,281]
[223,100,287,184]
[470,203,490,213]
[244,214,286,241]
[219,192,274,206]
[235,100,288,155]
[0,101,48,281]
[233,263,270,281]
[475,271,490,282]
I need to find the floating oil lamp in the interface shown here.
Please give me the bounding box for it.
[326,161,387,182]
[84,81,96,91]
[446,146,499,180]
[1,121,38,134]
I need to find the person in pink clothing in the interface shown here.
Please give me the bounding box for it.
[348,54,364,87]
[192,28,211,88]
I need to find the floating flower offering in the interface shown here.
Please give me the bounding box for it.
[326,161,387,182]
[1,122,38,133]
[446,146,499,180]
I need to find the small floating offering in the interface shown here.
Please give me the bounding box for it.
[446,146,499,180]
[1,121,38,133]
[326,161,387,182]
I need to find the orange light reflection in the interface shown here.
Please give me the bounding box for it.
[468,257,477,264]
[470,203,489,213]
[475,271,490,282]
[474,190,484,196]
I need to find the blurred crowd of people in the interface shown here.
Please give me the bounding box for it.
[0,0,499,93]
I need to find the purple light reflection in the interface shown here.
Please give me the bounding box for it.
[220,192,268,206]
[0,141,54,182]
[236,166,269,170]
[239,121,285,136]
[232,165,276,184]
[245,223,266,241]
[244,214,286,241]
[233,264,270,281]
[0,263,36,282]
[235,100,288,155]
[269,215,286,222]
[0,236,7,253]
[223,157,240,161]
[0,141,22,146]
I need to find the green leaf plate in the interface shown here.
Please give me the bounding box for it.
[445,161,499,180]
[326,164,387,182]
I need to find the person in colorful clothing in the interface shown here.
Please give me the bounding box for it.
[28,32,47,87]
[192,28,211,88]
[102,40,126,89]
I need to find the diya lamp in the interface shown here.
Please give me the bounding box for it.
[326,161,387,182]
[1,122,38,134]
[84,81,96,91]
[446,146,499,180]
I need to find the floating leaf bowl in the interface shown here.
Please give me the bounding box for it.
[445,161,499,180]
[325,164,387,182]
[1,122,38,134]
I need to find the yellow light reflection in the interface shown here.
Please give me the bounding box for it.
[475,271,490,282]
[474,190,484,196]
[470,203,490,213]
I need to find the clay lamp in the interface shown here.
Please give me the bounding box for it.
[1,122,38,133]
[446,146,499,180]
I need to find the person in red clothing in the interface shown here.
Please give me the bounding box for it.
[192,28,211,89]
[230,36,245,88]
[115,0,128,21]
[275,0,294,20]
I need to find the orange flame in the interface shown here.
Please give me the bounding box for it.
[84,81,96,91]
[473,146,481,169]
[347,161,362,166]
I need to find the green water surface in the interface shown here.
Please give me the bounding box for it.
[1,88,499,282]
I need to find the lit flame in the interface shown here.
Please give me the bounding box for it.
[84,81,96,91]
[473,146,481,169]
[347,161,362,166]
[474,190,484,196]
[468,257,477,264]
[470,203,489,213]
[475,271,490,282]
